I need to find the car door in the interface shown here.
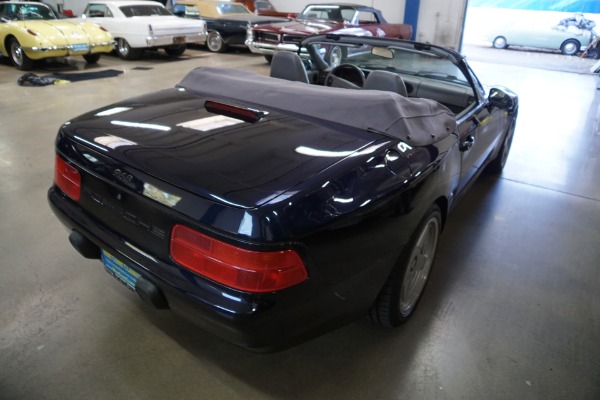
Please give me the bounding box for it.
[510,22,562,49]
[455,66,501,193]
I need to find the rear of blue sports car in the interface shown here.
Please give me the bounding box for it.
[47,83,425,351]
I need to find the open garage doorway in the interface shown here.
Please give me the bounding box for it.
[461,0,600,74]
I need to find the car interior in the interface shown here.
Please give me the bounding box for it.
[269,46,476,116]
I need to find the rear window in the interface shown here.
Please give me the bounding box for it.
[215,3,249,15]
[120,4,171,17]
[298,5,357,22]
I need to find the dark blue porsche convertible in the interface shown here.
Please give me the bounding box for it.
[48,35,518,352]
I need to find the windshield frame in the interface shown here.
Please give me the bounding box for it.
[297,5,357,22]
[300,35,484,118]
[1,2,58,21]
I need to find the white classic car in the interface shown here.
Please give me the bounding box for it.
[486,18,595,56]
[81,0,207,59]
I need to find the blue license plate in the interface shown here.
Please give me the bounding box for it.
[101,250,140,291]
[72,43,89,52]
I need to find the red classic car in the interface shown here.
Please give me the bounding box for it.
[235,0,296,18]
[246,3,412,64]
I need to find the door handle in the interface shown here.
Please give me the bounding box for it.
[460,135,475,152]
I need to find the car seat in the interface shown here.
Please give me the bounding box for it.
[269,51,309,83]
[363,70,408,96]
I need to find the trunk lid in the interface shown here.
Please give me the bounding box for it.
[64,88,379,209]
[24,20,94,45]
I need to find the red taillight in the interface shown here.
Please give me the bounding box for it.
[170,225,308,293]
[54,155,81,201]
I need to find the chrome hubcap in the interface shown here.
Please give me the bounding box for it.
[400,217,439,315]
[329,46,342,66]
[208,33,221,50]
[11,42,23,66]
[564,43,576,54]
[118,40,128,56]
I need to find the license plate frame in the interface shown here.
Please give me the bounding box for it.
[173,36,185,44]
[101,249,140,291]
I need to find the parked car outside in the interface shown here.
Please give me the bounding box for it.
[486,19,594,55]
[0,1,114,70]
[48,34,518,352]
[235,0,296,18]
[246,3,412,64]
[173,0,287,52]
[80,0,207,60]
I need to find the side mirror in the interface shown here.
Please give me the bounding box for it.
[488,87,514,110]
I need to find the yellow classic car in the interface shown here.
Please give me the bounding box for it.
[0,1,115,70]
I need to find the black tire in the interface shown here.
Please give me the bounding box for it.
[487,119,516,174]
[83,53,101,64]
[206,31,227,53]
[9,37,34,70]
[164,44,186,57]
[369,204,442,327]
[117,38,143,60]
[264,55,273,64]
[492,36,507,49]
[560,39,580,56]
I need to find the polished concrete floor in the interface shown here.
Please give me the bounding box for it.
[0,47,599,400]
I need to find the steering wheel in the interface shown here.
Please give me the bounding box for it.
[324,64,365,89]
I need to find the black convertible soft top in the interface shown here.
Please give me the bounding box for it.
[178,67,457,146]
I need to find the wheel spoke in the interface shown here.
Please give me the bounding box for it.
[400,218,439,315]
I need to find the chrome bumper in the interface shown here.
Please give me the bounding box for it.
[245,39,299,55]
[24,41,115,54]
[146,32,207,47]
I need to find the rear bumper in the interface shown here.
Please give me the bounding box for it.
[24,41,115,58]
[146,32,207,47]
[47,186,366,352]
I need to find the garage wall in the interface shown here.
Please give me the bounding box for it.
[268,0,468,50]
[414,0,469,50]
